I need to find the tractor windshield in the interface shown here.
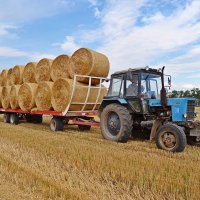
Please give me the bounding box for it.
[141,73,162,99]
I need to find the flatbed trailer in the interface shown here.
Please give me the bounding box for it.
[0,75,105,131]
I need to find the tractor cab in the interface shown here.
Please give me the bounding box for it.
[107,67,165,99]
[101,67,170,115]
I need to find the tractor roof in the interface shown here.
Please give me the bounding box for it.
[113,67,162,75]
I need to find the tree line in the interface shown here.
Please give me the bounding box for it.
[168,88,200,99]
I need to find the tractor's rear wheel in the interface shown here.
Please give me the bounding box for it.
[155,123,187,152]
[100,104,133,143]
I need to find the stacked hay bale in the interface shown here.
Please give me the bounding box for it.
[0,47,109,112]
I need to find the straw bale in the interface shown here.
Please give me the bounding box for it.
[2,86,11,109]
[35,58,53,83]
[50,54,70,81]
[10,85,21,109]
[35,81,53,110]
[7,68,13,86]
[68,48,110,85]
[52,78,107,112]
[11,65,25,84]
[0,87,2,107]
[18,83,38,111]
[23,62,37,83]
[0,70,8,86]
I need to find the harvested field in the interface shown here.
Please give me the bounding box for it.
[0,114,200,200]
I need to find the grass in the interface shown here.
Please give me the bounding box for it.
[0,111,200,200]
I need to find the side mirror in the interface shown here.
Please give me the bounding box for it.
[168,77,171,86]
[164,75,171,88]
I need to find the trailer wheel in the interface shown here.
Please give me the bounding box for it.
[100,103,133,143]
[50,117,63,131]
[10,113,19,125]
[155,123,186,152]
[3,113,11,123]
[78,125,91,131]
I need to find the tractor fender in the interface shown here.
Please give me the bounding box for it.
[99,99,128,113]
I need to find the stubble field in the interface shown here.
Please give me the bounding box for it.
[0,108,200,200]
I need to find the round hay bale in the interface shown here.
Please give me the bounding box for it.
[2,86,11,109]
[18,83,38,111]
[35,58,53,83]
[68,48,110,85]
[0,70,8,86]
[11,65,25,84]
[0,87,3,107]
[0,72,2,86]
[52,78,107,112]
[35,81,53,110]
[10,85,21,109]
[23,62,37,83]
[50,54,70,81]
[7,68,13,85]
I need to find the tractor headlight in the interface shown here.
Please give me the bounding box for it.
[183,113,187,118]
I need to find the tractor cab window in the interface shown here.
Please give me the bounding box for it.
[108,76,124,97]
[126,74,138,97]
[141,73,161,99]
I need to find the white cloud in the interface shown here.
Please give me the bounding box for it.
[88,0,99,6]
[0,0,73,24]
[94,7,101,18]
[29,53,56,62]
[172,83,197,91]
[0,47,28,57]
[79,0,200,80]
[0,47,57,62]
[0,0,74,39]
[62,0,200,90]
[60,36,80,54]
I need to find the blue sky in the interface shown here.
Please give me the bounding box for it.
[0,0,200,90]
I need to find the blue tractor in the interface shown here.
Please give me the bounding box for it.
[99,67,200,152]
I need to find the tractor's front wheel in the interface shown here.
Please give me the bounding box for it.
[100,104,133,143]
[155,123,187,152]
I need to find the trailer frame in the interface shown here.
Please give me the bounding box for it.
[0,75,106,131]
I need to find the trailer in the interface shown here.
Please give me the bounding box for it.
[0,75,106,131]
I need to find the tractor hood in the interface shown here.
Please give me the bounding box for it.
[149,98,197,122]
